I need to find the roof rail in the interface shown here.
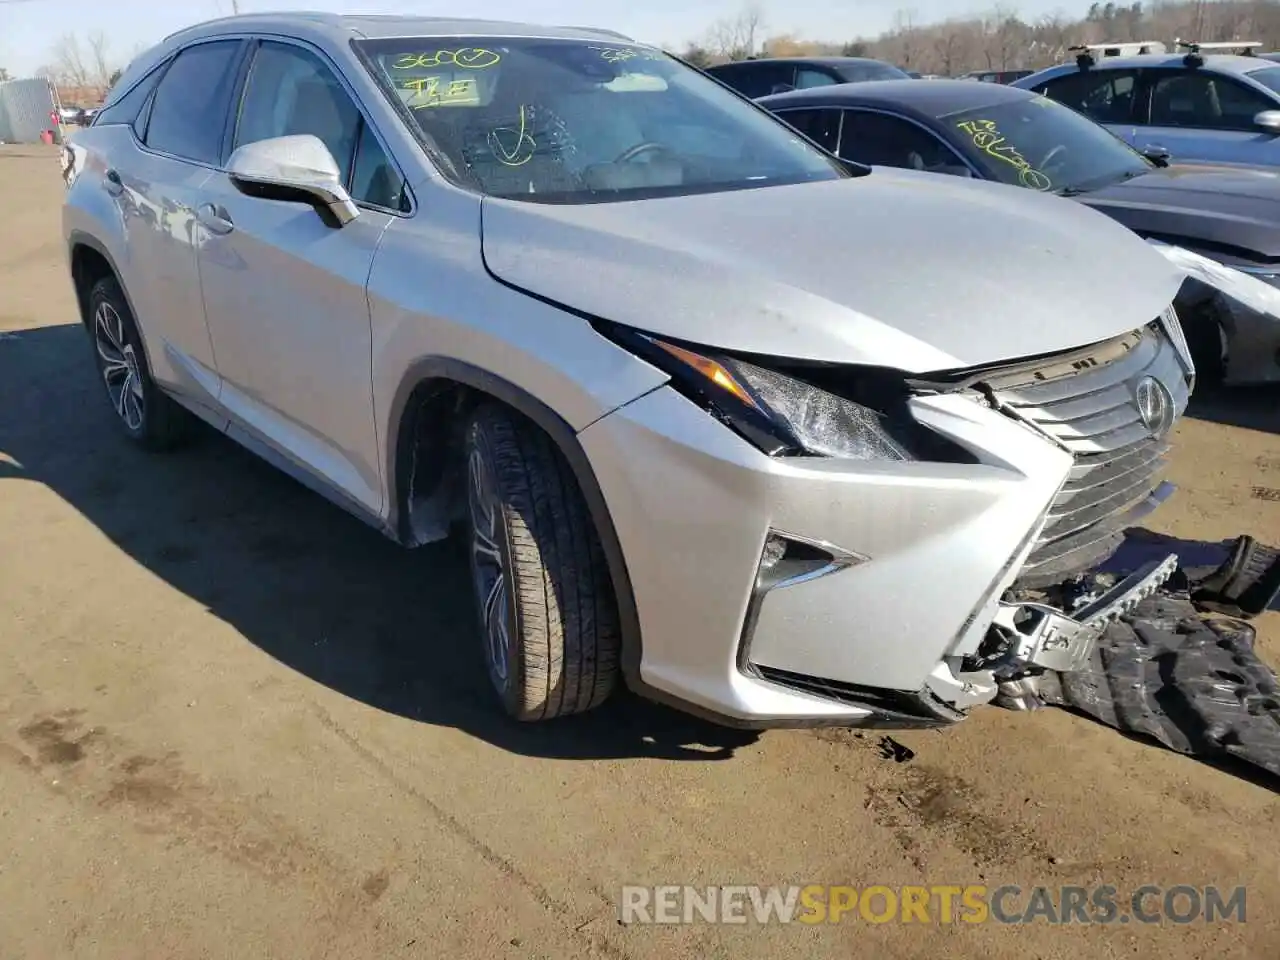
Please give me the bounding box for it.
[1067,40,1167,69]
[1176,38,1262,66]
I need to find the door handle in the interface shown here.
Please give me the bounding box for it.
[197,202,235,236]
[104,168,123,197]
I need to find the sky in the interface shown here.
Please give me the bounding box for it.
[1,0,1081,76]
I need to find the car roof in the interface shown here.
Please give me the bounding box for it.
[165,12,633,46]
[758,78,1033,116]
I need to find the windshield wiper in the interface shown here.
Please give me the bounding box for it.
[1058,168,1148,197]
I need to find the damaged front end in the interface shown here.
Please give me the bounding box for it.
[920,316,1197,717]
[909,317,1280,779]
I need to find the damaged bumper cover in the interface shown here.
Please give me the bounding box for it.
[1149,240,1280,385]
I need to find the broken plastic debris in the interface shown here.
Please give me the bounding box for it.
[1148,240,1280,322]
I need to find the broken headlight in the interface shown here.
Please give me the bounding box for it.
[610,328,971,462]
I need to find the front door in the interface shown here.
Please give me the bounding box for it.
[196,39,406,516]
[1132,69,1280,166]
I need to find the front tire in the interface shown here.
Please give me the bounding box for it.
[87,276,191,450]
[464,404,620,721]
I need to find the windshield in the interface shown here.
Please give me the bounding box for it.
[943,94,1149,194]
[1246,65,1280,95]
[356,37,846,203]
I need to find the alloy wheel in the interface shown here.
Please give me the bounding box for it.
[467,440,514,692]
[93,301,144,431]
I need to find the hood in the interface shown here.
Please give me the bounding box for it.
[1078,164,1280,260]
[480,170,1184,372]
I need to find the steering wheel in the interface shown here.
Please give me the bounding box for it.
[1040,143,1068,171]
[615,142,671,165]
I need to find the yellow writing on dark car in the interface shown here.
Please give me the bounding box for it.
[956,118,1053,190]
[392,48,501,70]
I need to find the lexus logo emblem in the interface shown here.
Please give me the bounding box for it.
[1134,375,1174,438]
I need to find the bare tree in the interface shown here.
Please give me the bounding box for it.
[51,33,92,89]
[87,32,114,89]
[890,9,920,68]
[987,5,1027,70]
[706,4,765,61]
[931,26,959,76]
[1034,11,1073,64]
[0,67,10,83]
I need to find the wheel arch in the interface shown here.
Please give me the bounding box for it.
[68,231,127,326]
[385,358,643,685]
[69,231,166,383]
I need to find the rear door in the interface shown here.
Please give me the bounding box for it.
[1131,67,1280,165]
[118,38,247,410]
[194,37,408,515]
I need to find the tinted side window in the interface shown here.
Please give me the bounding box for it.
[236,42,361,183]
[839,111,965,173]
[776,108,840,152]
[144,41,243,163]
[94,64,164,131]
[1039,70,1138,123]
[712,63,795,98]
[350,120,407,210]
[235,40,403,208]
[1148,72,1273,129]
[795,68,839,89]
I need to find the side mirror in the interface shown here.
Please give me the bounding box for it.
[226,134,359,228]
[1254,109,1280,133]
[1141,144,1172,166]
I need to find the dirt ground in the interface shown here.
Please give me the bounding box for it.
[1,142,1278,959]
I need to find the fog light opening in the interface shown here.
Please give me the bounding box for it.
[738,532,868,676]
[757,532,864,592]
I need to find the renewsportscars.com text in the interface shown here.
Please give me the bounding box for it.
[619,884,1247,925]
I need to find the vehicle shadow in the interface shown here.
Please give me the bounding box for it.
[0,323,758,761]
[1185,384,1280,435]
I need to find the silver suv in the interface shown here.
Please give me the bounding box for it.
[63,14,1195,728]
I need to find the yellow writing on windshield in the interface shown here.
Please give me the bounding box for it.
[393,48,501,70]
[402,76,481,108]
[956,119,1053,190]
[487,105,536,167]
[589,46,665,64]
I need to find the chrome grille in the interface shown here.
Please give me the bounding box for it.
[989,324,1190,587]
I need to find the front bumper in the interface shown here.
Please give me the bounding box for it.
[580,384,1071,726]
[579,324,1192,728]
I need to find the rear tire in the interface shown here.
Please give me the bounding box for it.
[463,404,620,721]
[87,276,191,450]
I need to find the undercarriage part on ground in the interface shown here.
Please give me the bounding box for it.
[1187,536,1280,619]
[995,534,1280,783]
[1040,596,1280,781]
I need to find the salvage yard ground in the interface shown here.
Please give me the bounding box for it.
[1,143,1278,959]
